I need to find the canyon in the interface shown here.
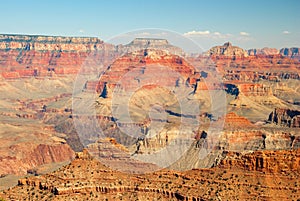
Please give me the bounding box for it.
[0,34,299,200]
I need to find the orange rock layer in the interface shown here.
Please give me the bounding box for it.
[1,148,299,200]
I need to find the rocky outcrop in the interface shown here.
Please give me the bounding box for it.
[211,112,300,151]
[219,148,300,173]
[237,83,272,96]
[206,42,248,59]
[0,143,74,175]
[0,79,77,177]
[0,34,104,52]
[248,47,279,56]
[0,35,188,79]
[223,70,300,82]
[223,112,254,128]
[0,34,117,78]
[85,49,199,96]
[213,113,264,151]
[268,108,300,127]
[86,138,160,173]
[280,47,300,58]
[118,38,184,56]
[224,83,275,108]
[1,148,300,200]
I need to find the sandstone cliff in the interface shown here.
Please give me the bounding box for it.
[219,149,300,173]
[85,49,198,96]
[0,34,104,52]
[118,38,184,56]
[1,148,299,200]
[0,143,75,176]
[206,42,248,59]
[268,108,300,127]
[280,47,300,58]
[248,47,279,56]
[0,35,189,79]
[0,34,117,79]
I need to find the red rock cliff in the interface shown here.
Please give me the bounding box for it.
[0,143,75,176]
[219,148,300,173]
[0,34,116,78]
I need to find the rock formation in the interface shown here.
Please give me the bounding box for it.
[248,47,279,56]
[223,112,254,128]
[85,48,199,96]
[224,83,272,96]
[0,143,74,176]
[219,149,300,173]
[0,148,299,200]
[206,42,248,59]
[0,34,117,79]
[0,77,78,182]
[0,34,105,52]
[268,108,300,127]
[280,47,300,58]
[0,35,188,80]
[118,38,184,56]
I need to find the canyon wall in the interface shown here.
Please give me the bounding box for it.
[0,142,75,176]
[2,148,299,200]
[268,108,300,127]
[0,34,116,78]
[84,49,200,96]
[219,149,300,173]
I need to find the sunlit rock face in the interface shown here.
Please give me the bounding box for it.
[0,34,116,78]
[206,42,248,59]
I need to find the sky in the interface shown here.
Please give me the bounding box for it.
[0,0,299,51]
